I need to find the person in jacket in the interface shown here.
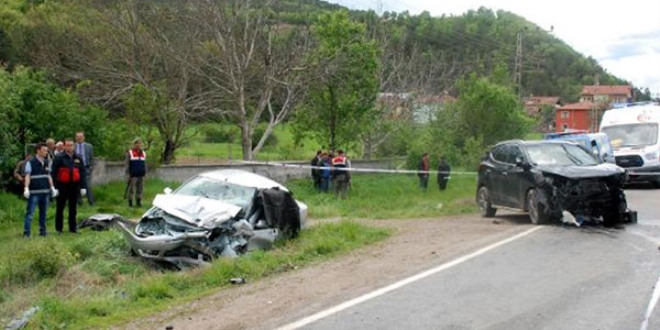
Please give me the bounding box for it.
[331,149,351,199]
[311,150,322,190]
[437,156,451,191]
[319,152,332,193]
[22,143,58,237]
[418,153,430,191]
[52,138,87,234]
[125,137,147,207]
[75,131,95,205]
[12,154,32,196]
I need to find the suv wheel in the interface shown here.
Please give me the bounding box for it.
[477,186,497,217]
[527,189,548,225]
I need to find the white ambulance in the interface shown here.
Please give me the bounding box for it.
[599,102,660,187]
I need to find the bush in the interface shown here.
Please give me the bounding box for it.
[201,125,238,144]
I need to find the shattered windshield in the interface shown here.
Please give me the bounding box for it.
[526,143,599,166]
[174,176,257,209]
[602,123,658,147]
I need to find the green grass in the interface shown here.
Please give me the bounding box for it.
[0,171,478,328]
[287,172,478,219]
[177,123,323,163]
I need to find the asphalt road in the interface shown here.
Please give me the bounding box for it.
[282,185,660,330]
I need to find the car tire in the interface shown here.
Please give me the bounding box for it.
[527,189,549,225]
[477,186,497,218]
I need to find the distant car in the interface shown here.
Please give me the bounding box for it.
[87,169,308,269]
[543,131,615,164]
[476,140,634,226]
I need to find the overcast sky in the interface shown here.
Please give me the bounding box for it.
[327,0,660,96]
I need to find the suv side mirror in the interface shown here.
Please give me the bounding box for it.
[516,157,530,170]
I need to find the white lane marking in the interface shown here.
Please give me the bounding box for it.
[640,271,660,330]
[273,226,544,330]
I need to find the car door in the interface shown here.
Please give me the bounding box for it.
[488,144,515,206]
[503,144,533,208]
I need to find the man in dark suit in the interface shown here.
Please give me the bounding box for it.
[75,131,95,205]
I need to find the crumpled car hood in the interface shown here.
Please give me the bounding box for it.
[152,194,242,229]
[537,163,625,179]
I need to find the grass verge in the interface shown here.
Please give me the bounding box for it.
[0,171,478,328]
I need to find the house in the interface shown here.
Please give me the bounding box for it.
[523,96,562,116]
[555,101,595,132]
[523,96,562,133]
[580,85,633,106]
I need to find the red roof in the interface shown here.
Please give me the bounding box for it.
[581,85,632,97]
[559,102,595,110]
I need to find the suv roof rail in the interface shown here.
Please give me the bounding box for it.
[611,101,660,109]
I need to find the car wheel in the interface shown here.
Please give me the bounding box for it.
[477,186,496,218]
[527,189,548,225]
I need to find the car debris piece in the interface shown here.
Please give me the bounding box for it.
[229,277,246,285]
[79,213,124,231]
[561,210,581,227]
[82,170,307,270]
[4,307,39,330]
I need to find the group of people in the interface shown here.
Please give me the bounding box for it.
[417,153,451,191]
[310,149,351,199]
[17,132,148,238]
[18,132,94,237]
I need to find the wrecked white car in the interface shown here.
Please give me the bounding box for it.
[83,169,307,268]
[476,140,636,227]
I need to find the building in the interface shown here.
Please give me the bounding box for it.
[555,102,595,132]
[580,85,633,106]
[523,96,562,132]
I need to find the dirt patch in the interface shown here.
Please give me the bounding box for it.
[126,212,532,330]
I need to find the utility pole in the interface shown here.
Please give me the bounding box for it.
[376,0,383,15]
[513,31,523,99]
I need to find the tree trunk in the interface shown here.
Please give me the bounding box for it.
[241,123,252,160]
[161,139,176,165]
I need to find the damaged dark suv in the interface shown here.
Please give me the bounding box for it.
[476,140,634,226]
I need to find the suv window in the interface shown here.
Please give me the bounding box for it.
[506,145,525,164]
[491,145,508,163]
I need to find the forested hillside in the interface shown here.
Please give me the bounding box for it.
[0,0,639,101]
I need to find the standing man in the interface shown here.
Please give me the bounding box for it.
[418,153,430,191]
[12,154,32,196]
[54,141,64,155]
[46,138,56,162]
[311,150,322,190]
[437,156,451,191]
[75,131,95,205]
[22,143,58,237]
[331,149,351,199]
[52,138,87,234]
[125,137,147,208]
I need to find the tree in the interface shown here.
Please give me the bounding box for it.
[14,0,204,164]
[428,73,531,167]
[0,66,109,183]
[294,10,379,152]
[192,0,310,160]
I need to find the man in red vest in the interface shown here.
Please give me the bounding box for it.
[331,149,351,199]
[125,137,147,207]
[52,138,87,234]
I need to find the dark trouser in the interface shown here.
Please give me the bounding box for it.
[79,168,94,205]
[419,175,429,190]
[127,176,144,200]
[320,177,330,193]
[313,174,322,190]
[23,193,49,237]
[438,176,449,190]
[56,183,79,232]
[333,175,349,199]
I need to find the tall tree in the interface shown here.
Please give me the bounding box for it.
[294,10,379,152]
[192,0,310,160]
[15,0,204,164]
